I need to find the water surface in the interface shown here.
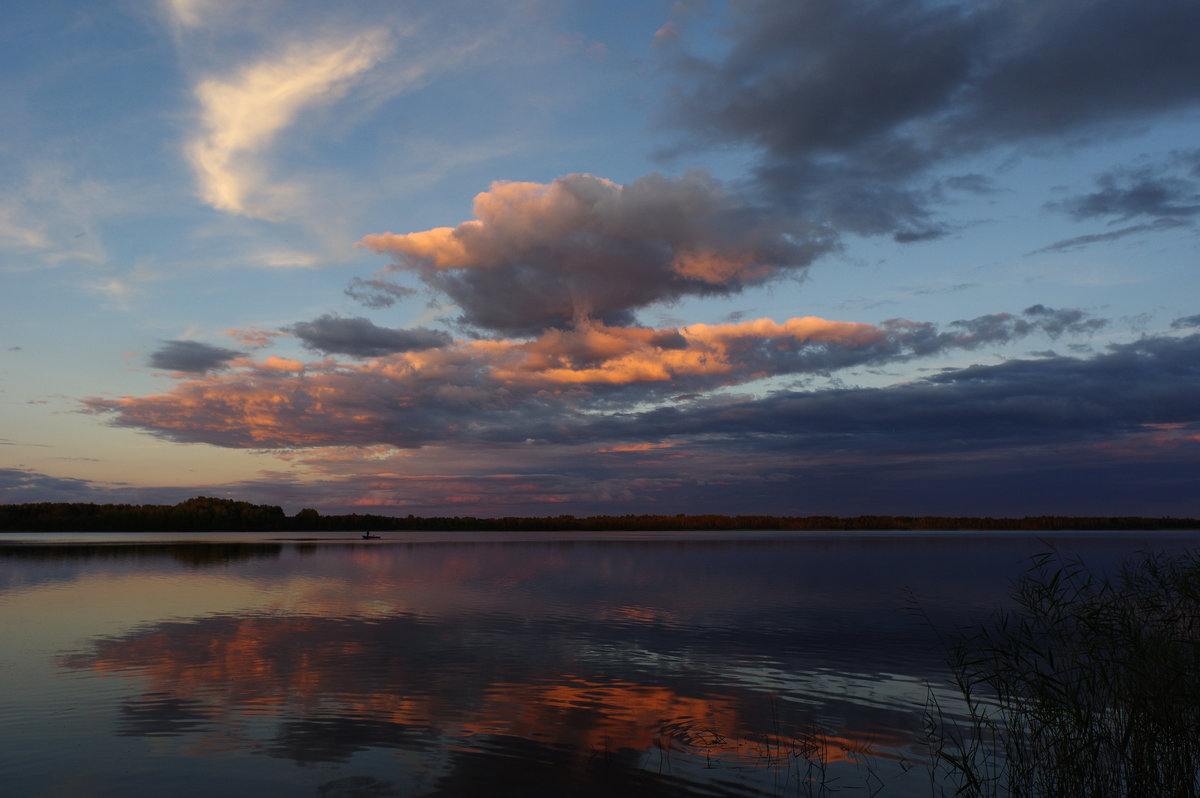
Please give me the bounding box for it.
[1,530,1194,796]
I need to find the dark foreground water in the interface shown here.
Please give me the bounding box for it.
[1,530,1195,797]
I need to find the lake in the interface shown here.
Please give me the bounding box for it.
[1,530,1195,797]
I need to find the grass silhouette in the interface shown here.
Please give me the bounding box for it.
[928,549,1200,797]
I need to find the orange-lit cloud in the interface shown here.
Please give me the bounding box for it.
[85,309,1113,451]
[594,442,678,454]
[360,172,835,332]
[226,327,290,349]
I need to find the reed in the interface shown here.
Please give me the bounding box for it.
[929,549,1200,797]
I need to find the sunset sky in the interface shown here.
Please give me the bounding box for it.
[3,0,1199,517]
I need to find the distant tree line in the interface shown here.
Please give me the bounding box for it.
[1,496,1198,532]
[0,497,287,531]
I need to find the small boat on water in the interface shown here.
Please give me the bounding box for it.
[361,532,381,540]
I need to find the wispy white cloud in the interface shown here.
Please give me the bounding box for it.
[86,263,162,310]
[0,161,133,270]
[246,248,323,269]
[185,31,393,220]
[0,202,50,250]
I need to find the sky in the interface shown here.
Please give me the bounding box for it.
[2,0,1199,518]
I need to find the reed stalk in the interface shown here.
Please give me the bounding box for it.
[930,550,1200,797]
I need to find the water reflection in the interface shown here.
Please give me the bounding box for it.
[0,541,284,565]
[0,540,285,593]
[118,693,216,738]
[59,611,904,761]
[4,532,1193,796]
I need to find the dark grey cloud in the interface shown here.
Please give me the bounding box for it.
[344,277,416,309]
[590,333,1200,461]
[0,466,266,512]
[287,315,451,358]
[764,162,945,240]
[940,174,997,195]
[664,0,1200,239]
[912,282,977,297]
[955,1,1200,142]
[1182,148,1200,178]
[892,227,945,244]
[649,329,688,350]
[681,307,1106,385]
[1049,166,1200,222]
[0,467,104,503]
[1020,304,1107,338]
[1171,314,1200,330]
[668,0,978,163]
[856,306,1104,362]
[350,331,1200,516]
[148,340,243,374]
[1026,218,1192,255]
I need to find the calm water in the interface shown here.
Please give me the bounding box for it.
[1,530,1195,797]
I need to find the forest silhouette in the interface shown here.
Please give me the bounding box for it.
[2,496,1198,532]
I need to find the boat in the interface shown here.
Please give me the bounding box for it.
[361,532,381,540]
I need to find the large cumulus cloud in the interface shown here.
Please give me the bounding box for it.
[359,171,834,333]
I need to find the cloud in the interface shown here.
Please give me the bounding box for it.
[226,328,289,349]
[1048,163,1200,223]
[148,340,244,374]
[166,3,564,238]
[1019,305,1107,338]
[0,161,133,271]
[1026,218,1192,256]
[940,174,996,196]
[662,0,1200,238]
[671,0,976,161]
[0,202,51,250]
[0,467,102,501]
[76,330,1200,517]
[1171,315,1200,330]
[185,32,392,219]
[161,0,218,30]
[360,171,835,332]
[652,21,680,49]
[344,277,416,309]
[288,315,452,358]
[88,307,1105,450]
[951,1,1200,142]
[566,333,1200,469]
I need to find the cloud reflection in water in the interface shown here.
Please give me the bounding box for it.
[35,534,1170,795]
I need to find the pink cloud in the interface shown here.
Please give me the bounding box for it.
[226,327,289,349]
